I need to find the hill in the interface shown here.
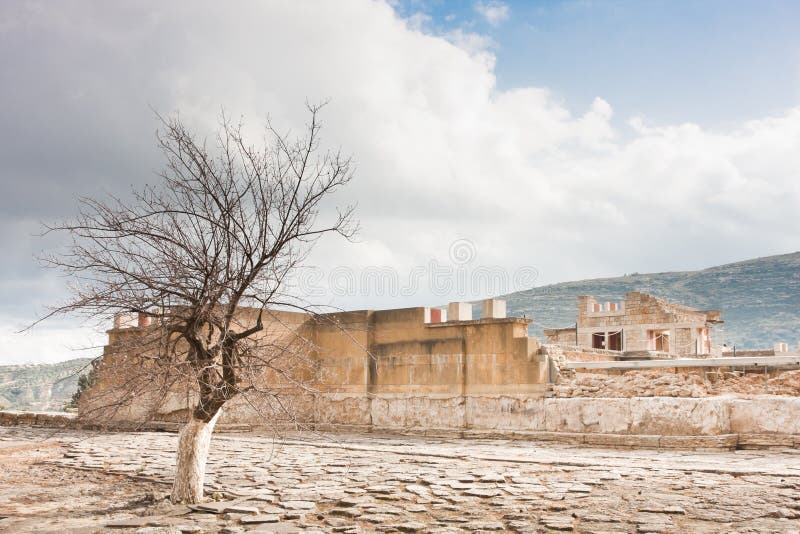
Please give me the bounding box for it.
[503,251,800,350]
[0,358,93,412]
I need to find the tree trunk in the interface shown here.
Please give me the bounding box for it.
[170,409,222,503]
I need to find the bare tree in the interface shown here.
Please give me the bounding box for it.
[37,104,356,503]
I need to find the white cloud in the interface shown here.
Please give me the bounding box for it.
[404,11,431,32]
[1,0,799,363]
[442,28,496,69]
[0,316,105,365]
[474,1,510,26]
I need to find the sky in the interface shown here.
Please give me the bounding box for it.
[1,0,799,364]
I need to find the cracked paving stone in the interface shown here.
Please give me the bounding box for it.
[365,485,395,494]
[106,517,169,528]
[393,521,427,532]
[248,523,304,533]
[540,514,574,531]
[638,524,676,533]
[441,516,470,524]
[509,476,541,485]
[240,514,280,524]
[444,480,472,490]
[402,504,428,513]
[246,505,283,514]
[441,494,473,504]
[175,526,203,533]
[368,505,404,515]
[329,508,361,518]
[360,513,397,523]
[278,501,316,511]
[7,427,800,533]
[464,487,502,498]
[506,521,541,533]
[225,505,260,514]
[404,484,430,496]
[585,528,628,534]
[768,508,800,519]
[325,518,351,527]
[466,520,506,530]
[639,505,686,514]
[336,497,366,507]
[192,501,240,514]
[578,513,623,522]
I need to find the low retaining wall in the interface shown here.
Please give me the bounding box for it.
[0,410,251,433]
[304,394,800,436]
[541,396,800,436]
[213,393,800,449]
[5,395,800,450]
[0,411,77,428]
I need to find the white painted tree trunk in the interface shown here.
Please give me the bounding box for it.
[170,409,222,503]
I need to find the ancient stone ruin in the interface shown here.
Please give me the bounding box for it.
[77,293,800,450]
[545,291,722,356]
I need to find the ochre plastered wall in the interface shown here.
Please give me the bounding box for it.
[84,306,549,431]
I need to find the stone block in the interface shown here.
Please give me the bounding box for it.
[481,299,506,319]
[465,395,545,431]
[314,394,371,426]
[629,397,729,435]
[448,302,472,321]
[370,394,465,430]
[658,434,738,450]
[736,433,796,449]
[543,398,631,434]
[729,396,800,435]
[584,433,660,448]
[526,431,586,444]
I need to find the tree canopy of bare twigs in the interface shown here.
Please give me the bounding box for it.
[37,104,356,502]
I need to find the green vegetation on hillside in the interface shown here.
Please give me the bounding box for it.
[0,357,94,412]
[503,251,800,350]
[64,359,100,410]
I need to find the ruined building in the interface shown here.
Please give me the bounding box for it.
[85,299,550,430]
[81,293,800,448]
[544,291,723,356]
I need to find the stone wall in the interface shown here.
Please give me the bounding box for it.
[75,304,800,450]
[182,393,800,450]
[8,396,800,450]
[553,369,800,398]
[360,395,800,449]
[543,328,577,345]
[83,306,549,431]
[546,345,620,363]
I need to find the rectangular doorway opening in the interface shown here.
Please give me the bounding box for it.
[608,330,622,351]
[649,330,670,353]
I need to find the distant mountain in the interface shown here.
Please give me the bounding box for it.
[0,358,93,412]
[503,251,800,350]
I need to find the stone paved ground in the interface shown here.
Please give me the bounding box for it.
[2,427,800,532]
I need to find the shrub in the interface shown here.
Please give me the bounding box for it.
[64,359,100,410]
